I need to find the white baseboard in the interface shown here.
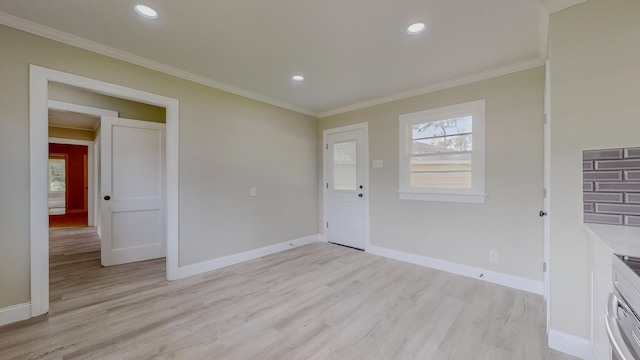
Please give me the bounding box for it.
[548,329,595,360]
[0,302,31,327]
[176,234,322,279]
[367,245,544,295]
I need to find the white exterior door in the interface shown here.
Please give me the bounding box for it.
[325,126,367,250]
[100,116,166,266]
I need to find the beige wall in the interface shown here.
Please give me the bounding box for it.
[548,0,640,339]
[48,126,94,141]
[48,85,166,141]
[320,67,545,282]
[49,83,166,123]
[0,24,318,309]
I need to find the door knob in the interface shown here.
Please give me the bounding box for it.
[358,194,363,198]
[539,210,547,217]
[104,195,111,201]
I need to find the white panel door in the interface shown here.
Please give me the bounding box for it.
[326,129,366,250]
[101,116,166,266]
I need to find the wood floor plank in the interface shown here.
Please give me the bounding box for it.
[0,227,578,359]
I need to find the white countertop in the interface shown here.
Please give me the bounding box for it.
[585,223,640,258]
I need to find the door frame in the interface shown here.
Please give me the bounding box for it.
[322,122,370,250]
[543,60,551,332]
[29,65,180,317]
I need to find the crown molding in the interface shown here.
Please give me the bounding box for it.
[319,58,545,118]
[0,11,318,117]
[541,0,587,14]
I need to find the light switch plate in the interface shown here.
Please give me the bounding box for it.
[372,160,383,168]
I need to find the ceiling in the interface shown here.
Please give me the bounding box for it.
[0,1,549,116]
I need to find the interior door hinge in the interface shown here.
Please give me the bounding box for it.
[326,144,328,150]
[544,114,547,124]
[543,188,547,198]
[543,262,547,272]
[326,222,329,228]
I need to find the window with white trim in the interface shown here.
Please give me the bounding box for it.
[399,100,486,204]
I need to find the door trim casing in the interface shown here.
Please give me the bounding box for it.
[29,64,180,317]
[322,122,370,250]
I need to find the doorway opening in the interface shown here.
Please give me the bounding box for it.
[30,65,180,318]
[48,146,87,227]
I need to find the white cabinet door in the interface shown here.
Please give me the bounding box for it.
[100,116,166,266]
[592,268,612,360]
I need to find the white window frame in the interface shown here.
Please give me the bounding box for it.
[398,99,486,204]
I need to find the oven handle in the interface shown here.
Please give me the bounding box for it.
[606,292,638,360]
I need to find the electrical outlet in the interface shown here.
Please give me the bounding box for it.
[489,251,498,262]
[250,187,256,197]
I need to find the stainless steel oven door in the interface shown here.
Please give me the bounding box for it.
[606,292,640,360]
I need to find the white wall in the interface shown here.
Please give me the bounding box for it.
[548,0,640,340]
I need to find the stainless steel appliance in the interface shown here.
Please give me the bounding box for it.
[608,255,640,360]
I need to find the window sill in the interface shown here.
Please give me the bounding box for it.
[398,191,487,204]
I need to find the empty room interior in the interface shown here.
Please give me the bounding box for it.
[1,1,639,359]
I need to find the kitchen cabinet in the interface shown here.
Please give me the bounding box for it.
[586,223,640,360]
[588,229,613,360]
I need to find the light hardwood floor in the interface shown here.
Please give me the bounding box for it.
[0,227,578,359]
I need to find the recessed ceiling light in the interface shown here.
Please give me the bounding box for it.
[134,5,159,19]
[407,22,426,35]
[292,75,304,82]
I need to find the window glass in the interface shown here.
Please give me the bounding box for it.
[412,116,472,139]
[49,158,66,191]
[333,140,357,190]
[398,100,486,203]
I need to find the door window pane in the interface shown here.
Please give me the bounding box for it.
[334,140,357,190]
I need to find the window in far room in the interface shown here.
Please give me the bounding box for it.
[398,99,486,204]
[48,155,67,215]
